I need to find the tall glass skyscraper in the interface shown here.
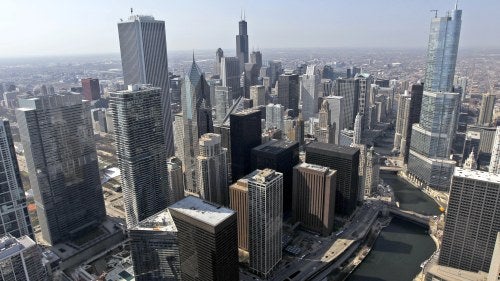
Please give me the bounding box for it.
[118,15,174,157]
[236,18,249,73]
[407,6,462,191]
[424,7,462,93]
[16,94,106,245]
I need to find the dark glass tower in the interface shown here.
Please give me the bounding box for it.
[277,74,300,117]
[16,94,106,245]
[168,196,238,281]
[402,83,424,163]
[118,15,174,157]
[305,142,360,216]
[230,109,261,183]
[236,18,249,72]
[251,140,299,214]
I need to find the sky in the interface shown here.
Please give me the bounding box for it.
[1,0,499,58]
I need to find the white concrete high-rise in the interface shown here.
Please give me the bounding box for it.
[478,92,496,126]
[394,91,411,152]
[300,65,321,120]
[117,15,174,156]
[248,169,283,278]
[324,96,345,144]
[250,85,266,107]
[489,126,500,174]
[266,103,285,131]
[214,86,232,124]
[353,113,362,145]
[0,235,46,280]
[197,133,229,206]
[316,100,334,144]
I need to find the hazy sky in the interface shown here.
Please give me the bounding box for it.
[1,0,499,57]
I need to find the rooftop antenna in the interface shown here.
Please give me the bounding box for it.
[130,7,133,15]
[430,9,438,18]
[192,50,195,62]
[240,9,243,20]
[455,0,458,10]
[243,10,246,20]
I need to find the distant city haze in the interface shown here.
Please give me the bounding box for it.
[1,0,499,58]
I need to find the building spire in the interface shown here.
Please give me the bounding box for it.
[240,9,243,20]
[455,0,458,10]
[192,50,195,62]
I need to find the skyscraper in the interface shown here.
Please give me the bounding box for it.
[364,147,380,197]
[236,17,249,73]
[0,120,32,239]
[324,95,345,144]
[394,91,411,153]
[402,83,424,163]
[0,235,46,281]
[305,142,360,216]
[316,100,335,144]
[250,51,262,69]
[214,86,232,124]
[489,126,500,174]
[424,7,462,93]
[110,85,169,228]
[17,93,106,245]
[182,58,212,193]
[265,103,285,131]
[251,139,299,214]
[300,65,321,120]
[250,85,265,107]
[129,210,181,280]
[407,6,462,191]
[117,15,174,156]
[335,78,360,129]
[247,169,283,278]
[81,78,100,101]
[477,92,496,126]
[197,133,229,206]
[292,163,336,236]
[355,73,373,129]
[168,196,238,281]
[221,56,242,99]
[229,178,249,251]
[167,156,185,204]
[438,168,500,273]
[215,48,224,76]
[230,109,262,182]
[277,74,300,117]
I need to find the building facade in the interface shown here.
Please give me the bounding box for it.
[277,74,300,117]
[300,65,321,120]
[0,235,46,281]
[110,85,169,228]
[292,163,336,236]
[17,94,106,245]
[334,78,360,129]
[117,15,174,156]
[81,78,100,101]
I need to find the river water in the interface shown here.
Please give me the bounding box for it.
[344,131,440,281]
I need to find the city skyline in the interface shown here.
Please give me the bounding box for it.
[1,0,500,58]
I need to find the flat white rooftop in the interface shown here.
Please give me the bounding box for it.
[169,196,235,227]
[133,209,177,232]
[0,235,36,260]
[454,167,500,183]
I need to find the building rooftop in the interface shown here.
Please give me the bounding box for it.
[0,235,36,260]
[295,162,331,173]
[253,139,298,154]
[168,196,235,227]
[230,108,260,116]
[306,141,359,156]
[454,167,500,184]
[250,168,282,184]
[132,209,177,232]
[426,263,488,281]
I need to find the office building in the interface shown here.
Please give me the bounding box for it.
[316,100,335,144]
[0,235,46,280]
[0,120,32,239]
[81,78,100,101]
[292,163,336,236]
[364,147,379,197]
[169,196,238,281]
[402,83,424,163]
[424,7,462,93]
[439,168,500,273]
[250,51,262,69]
[221,56,241,99]
[251,140,299,213]
[167,157,185,204]
[394,91,411,153]
[229,178,249,251]
[305,142,360,216]
[230,109,261,182]
[129,210,180,280]
[353,112,362,144]
[236,17,249,72]
[324,95,345,144]
[118,15,174,156]
[17,94,106,245]
[320,79,333,97]
[197,133,229,206]
[300,65,321,120]
[477,92,496,126]
[247,169,283,278]
[355,73,373,129]
[250,85,265,107]
[277,74,300,117]
[110,85,169,228]
[335,78,360,129]
[214,86,231,124]
[489,126,500,174]
[182,57,212,193]
[265,103,285,131]
[215,48,224,76]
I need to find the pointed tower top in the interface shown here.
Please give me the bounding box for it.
[243,10,246,20]
[455,0,458,10]
[192,50,195,62]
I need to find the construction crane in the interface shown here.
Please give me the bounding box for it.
[430,10,438,18]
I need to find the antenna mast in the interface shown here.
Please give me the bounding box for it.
[430,9,438,18]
